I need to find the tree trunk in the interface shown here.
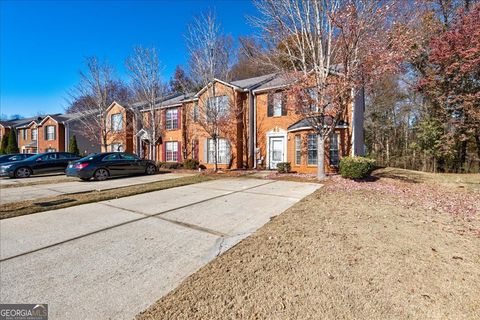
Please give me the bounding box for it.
[214,138,218,172]
[317,134,326,180]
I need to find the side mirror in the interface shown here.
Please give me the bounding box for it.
[36,158,43,162]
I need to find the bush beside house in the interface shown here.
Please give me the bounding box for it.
[0,133,9,154]
[339,157,376,179]
[6,131,19,154]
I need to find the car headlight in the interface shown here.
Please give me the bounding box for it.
[1,165,13,170]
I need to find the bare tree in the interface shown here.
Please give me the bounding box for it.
[185,11,234,171]
[252,0,409,179]
[72,57,126,151]
[126,46,166,162]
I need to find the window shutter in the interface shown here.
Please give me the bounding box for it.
[267,94,273,117]
[281,92,287,116]
[226,141,231,164]
[53,126,56,140]
[177,108,181,129]
[177,141,182,162]
[162,110,167,130]
[162,142,166,162]
[45,126,48,139]
[203,139,208,163]
[193,139,199,160]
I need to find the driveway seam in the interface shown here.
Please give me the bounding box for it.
[100,202,227,237]
[0,179,277,262]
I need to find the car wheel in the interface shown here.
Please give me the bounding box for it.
[15,167,31,178]
[145,164,156,175]
[93,168,109,181]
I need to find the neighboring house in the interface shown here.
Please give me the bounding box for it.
[1,113,101,155]
[101,72,365,173]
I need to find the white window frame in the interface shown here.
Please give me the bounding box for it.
[329,132,340,166]
[207,138,230,164]
[307,134,317,166]
[306,87,318,112]
[273,92,282,117]
[165,141,178,162]
[31,128,37,141]
[206,95,229,121]
[166,108,178,130]
[46,126,55,141]
[111,113,123,132]
[295,135,301,165]
[110,143,123,152]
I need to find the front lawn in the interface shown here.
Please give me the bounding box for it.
[137,168,480,319]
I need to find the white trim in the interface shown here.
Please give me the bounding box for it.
[288,124,349,133]
[195,78,244,97]
[38,115,59,126]
[265,129,287,169]
[104,101,124,114]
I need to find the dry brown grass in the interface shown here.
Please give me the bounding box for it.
[0,175,210,220]
[137,169,480,320]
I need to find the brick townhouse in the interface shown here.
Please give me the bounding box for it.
[103,73,365,173]
[0,113,101,155]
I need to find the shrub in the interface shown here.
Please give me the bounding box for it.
[183,158,199,170]
[157,162,183,169]
[339,156,375,179]
[277,162,291,173]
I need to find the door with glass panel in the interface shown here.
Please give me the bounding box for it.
[269,137,284,169]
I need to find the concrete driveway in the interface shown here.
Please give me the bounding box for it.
[0,178,320,320]
[0,172,193,205]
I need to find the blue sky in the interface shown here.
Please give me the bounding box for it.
[0,0,257,118]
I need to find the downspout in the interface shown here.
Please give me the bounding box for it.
[253,92,257,169]
[248,89,255,168]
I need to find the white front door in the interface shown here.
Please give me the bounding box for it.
[269,137,285,169]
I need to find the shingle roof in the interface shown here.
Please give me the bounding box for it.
[287,118,348,132]
[252,74,294,92]
[231,73,277,89]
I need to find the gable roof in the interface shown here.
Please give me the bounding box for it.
[230,73,277,90]
[287,118,349,132]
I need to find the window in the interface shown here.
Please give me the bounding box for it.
[206,96,229,121]
[46,126,55,140]
[102,154,120,161]
[31,128,37,141]
[41,153,56,160]
[120,153,139,161]
[165,141,178,162]
[329,133,339,166]
[207,138,230,164]
[110,143,123,152]
[306,87,318,112]
[111,113,123,132]
[273,92,283,116]
[307,134,317,165]
[166,108,178,130]
[193,103,199,122]
[295,135,301,165]
[21,129,27,141]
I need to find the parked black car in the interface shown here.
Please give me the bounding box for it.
[0,153,35,164]
[66,152,157,181]
[0,152,81,178]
